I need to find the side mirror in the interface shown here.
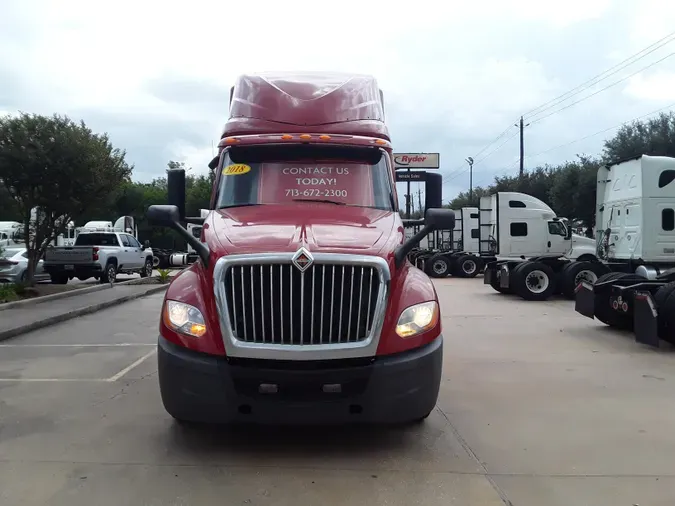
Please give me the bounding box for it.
[143,240,150,249]
[147,204,210,267]
[565,226,572,240]
[425,208,455,231]
[147,205,181,227]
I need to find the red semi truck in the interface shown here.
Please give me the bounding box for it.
[148,72,455,425]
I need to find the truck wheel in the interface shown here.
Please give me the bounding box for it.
[100,262,117,284]
[654,282,675,342]
[455,255,479,278]
[427,255,451,278]
[152,256,160,268]
[140,258,153,278]
[50,274,68,285]
[593,272,642,329]
[561,261,605,299]
[513,262,556,301]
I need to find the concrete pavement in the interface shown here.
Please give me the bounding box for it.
[0,283,168,341]
[1,279,675,504]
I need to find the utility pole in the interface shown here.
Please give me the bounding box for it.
[465,157,474,203]
[516,116,530,178]
[405,169,411,218]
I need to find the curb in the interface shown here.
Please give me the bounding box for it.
[0,284,169,342]
[0,277,163,311]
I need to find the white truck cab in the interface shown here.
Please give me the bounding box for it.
[479,192,596,260]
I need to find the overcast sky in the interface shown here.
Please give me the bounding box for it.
[2,0,675,206]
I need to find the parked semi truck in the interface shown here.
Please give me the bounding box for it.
[430,207,482,278]
[147,72,455,426]
[575,154,675,347]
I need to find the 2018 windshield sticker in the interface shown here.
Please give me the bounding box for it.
[222,164,251,176]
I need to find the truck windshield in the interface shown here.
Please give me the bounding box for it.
[215,144,395,211]
[75,233,119,246]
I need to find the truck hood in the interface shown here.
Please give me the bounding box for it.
[206,204,400,256]
[571,233,595,247]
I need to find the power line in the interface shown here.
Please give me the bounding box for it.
[531,51,675,124]
[528,52,675,126]
[523,30,675,120]
[443,130,520,184]
[461,101,675,190]
[524,101,675,161]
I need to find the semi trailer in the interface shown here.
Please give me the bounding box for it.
[574,154,675,347]
[147,71,455,426]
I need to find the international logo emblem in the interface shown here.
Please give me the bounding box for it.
[292,247,313,272]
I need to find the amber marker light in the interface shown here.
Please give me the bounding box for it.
[299,134,312,140]
[319,135,331,140]
[224,137,239,144]
[281,134,293,140]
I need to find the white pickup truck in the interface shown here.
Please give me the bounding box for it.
[44,231,154,284]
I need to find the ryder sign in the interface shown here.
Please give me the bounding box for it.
[393,153,440,170]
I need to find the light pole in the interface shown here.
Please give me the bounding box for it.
[466,157,474,203]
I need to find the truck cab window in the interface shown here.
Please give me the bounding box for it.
[120,235,131,247]
[658,170,675,189]
[509,200,526,208]
[548,221,567,236]
[75,233,120,247]
[510,222,528,236]
[663,208,675,231]
[470,229,479,239]
[215,144,394,211]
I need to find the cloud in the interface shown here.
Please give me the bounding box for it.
[1,0,675,207]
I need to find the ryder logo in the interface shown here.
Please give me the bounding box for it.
[393,153,440,169]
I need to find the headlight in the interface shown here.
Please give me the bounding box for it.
[395,301,439,338]
[163,300,207,337]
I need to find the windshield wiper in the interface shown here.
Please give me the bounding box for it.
[292,199,346,205]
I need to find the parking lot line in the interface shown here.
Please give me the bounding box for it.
[0,343,156,348]
[0,378,110,382]
[106,349,157,382]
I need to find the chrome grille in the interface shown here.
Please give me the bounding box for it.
[224,263,381,345]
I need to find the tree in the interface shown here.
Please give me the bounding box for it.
[603,112,675,161]
[0,113,132,283]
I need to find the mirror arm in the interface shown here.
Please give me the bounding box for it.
[394,225,434,269]
[168,221,210,267]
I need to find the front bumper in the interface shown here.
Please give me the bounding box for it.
[157,334,444,425]
[44,263,102,278]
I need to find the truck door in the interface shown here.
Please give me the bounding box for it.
[547,221,569,255]
[119,234,140,269]
[127,235,146,267]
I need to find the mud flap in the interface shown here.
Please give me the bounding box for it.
[574,281,595,319]
[499,265,510,289]
[484,266,493,285]
[633,291,659,348]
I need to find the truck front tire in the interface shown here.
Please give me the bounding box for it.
[140,258,153,278]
